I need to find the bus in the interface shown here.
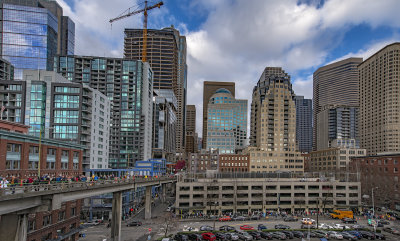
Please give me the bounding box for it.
[330,210,354,219]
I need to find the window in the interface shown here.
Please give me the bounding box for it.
[71,207,76,216]
[28,220,36,232]
[43,215,51,227]
[58,211,65,221]
[47,148,56,156]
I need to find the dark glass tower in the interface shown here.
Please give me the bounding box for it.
[294,96,313,153]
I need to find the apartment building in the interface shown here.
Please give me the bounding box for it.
[219,154,250,172]
[187,149,219,173]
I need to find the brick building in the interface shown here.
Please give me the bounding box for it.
[219,154,250,172]
[0,121,84,241]
[350,153,400,210]
[187,149,219,173]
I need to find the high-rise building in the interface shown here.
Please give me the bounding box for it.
[313,57,362,151]
[359,43,400,155]
[206,88,247,154]
[316,105,359,150]
[54,56,153,168]
[124,26,187,154]
[203,81,235,149]
[0,57,14,80]
[249,67,303,173]
[185,105,198,153]
[294,96,312,153]
[152,89,177,162]
[0,0,75,79]
[22,70,110,171]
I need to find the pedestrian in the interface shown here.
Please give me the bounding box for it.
[1,178,9,188]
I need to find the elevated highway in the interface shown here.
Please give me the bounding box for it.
[0,176,176,241]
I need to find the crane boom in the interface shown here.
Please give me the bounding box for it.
[109,1,163,62]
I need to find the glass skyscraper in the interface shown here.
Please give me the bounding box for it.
[294,96,313,153]
[54,56,153,168]
[206,88,247,154]
[0,1,74,79]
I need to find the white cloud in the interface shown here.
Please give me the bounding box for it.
[58,0,400,137]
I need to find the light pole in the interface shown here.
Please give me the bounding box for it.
[372,187,379,234]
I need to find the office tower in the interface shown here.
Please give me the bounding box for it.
[0,0,75,79]
[313,57,362,150]
[152,89,177,162]
[0,58,22,123]
[203,81,235,149]
[124,26,187,154]
[206,88,247,154]
[294,96,313,153]
[21,70,110,171]
[185,105,197,153]
[316,105,359,150]
[54,56,153,168]
[359,43,400,155]
[249,67,303,173]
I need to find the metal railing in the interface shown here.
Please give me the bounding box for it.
[0,176,176,197]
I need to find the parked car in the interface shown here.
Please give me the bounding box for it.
[200,225,214,231]
[283,216,298,222]
[233,216,246,221]
[303,231,318,238]
[214,233,228,241]
[292,231,305,238]
[275,224,290,229]
[281,230,294,239]
[301,218,315,224]
[340,232,358,241]
[219,216,232,221]
[378,219,390,225]
[237,231,253,240]
[219,225,236,232]
[226,232,240,240]
[358,230,376,240]
[301,224,316,229]
[202,232,217,241]
[344,230,362,239]
[311,230,329,239]
[183,225,198,232]
[174,234,189,241]
[351,224,366,230]
[248,231,262,240]
[257,224,267,231]
[188,233,203,241]
[126,220,142,227]
[260,232,273,240]
[270,231,287,240]
[240,225,254,230]
[250,215,260,220]
[328,231,343,239]
[374,233,386,240]
[318,223,334,230]
[383,226,400,235]
[342,217,357,224]
[333,223,350,230]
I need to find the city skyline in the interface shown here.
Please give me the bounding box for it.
[58,0,400,137]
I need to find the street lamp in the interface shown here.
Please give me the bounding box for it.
[372,187,379,234]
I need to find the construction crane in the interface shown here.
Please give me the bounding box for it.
[110,1,163,62]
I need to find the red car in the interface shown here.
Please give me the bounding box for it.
[202,232,216,241]
[240,225,254,230]
[219,216,232,221]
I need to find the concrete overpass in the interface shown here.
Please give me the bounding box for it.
[0,177,176,241]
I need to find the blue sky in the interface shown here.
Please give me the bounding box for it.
[59,0,400,136]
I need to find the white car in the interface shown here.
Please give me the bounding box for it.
[333,223,350,230]
[301,218,316,224]
[318,223,334,230]
[182,225,198,232]
[328,231,344,239]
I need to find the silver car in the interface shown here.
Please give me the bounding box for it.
[227,232,240,240]
[328,231,343,240]
[237,231,253,240]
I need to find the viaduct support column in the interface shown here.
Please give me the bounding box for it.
[0,213,27,241]
[111,191,122,241]
[145,186,152,220]
[162,184,167,203]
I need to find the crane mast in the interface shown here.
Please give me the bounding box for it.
[110,1,164,62]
